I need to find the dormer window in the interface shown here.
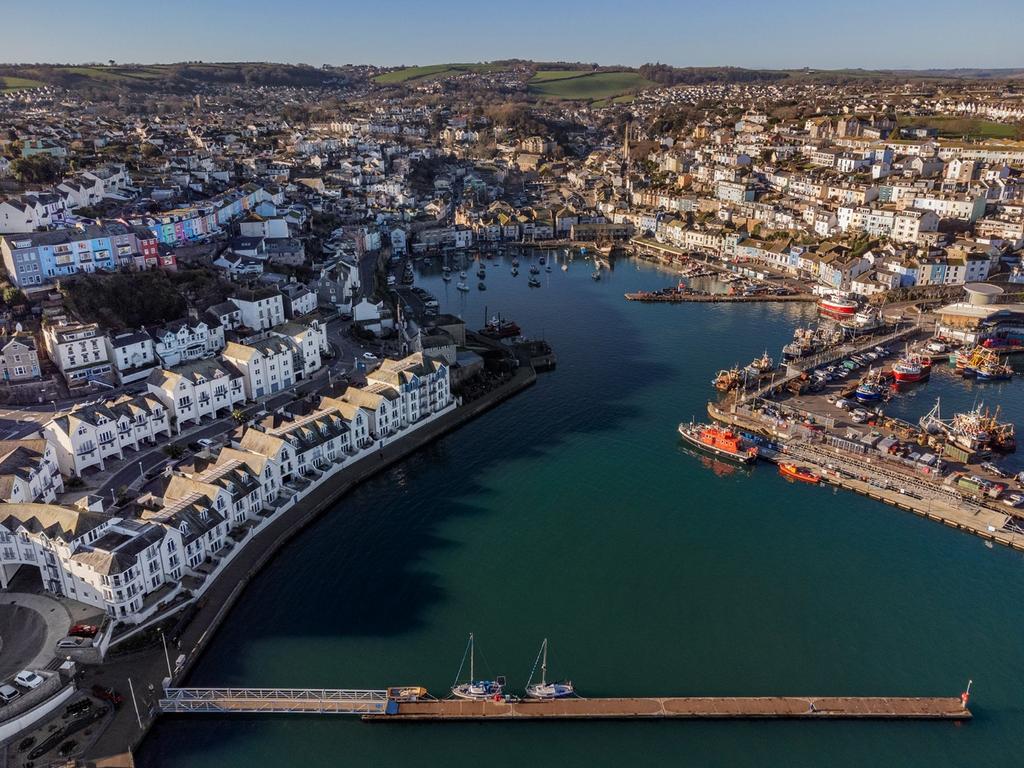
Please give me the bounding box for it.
[179,522,190,535]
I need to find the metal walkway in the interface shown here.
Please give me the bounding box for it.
[160,687,389,714]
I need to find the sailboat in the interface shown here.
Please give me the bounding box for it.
[525,638,574,699]
[450,633,504,700]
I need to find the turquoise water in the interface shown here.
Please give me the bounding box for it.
[139,254,1024,767]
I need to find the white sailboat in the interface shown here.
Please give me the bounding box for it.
[525,638,575,699]
[451,633,504,700]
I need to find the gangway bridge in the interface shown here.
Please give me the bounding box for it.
[160,687,389,715]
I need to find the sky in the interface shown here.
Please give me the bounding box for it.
[4,0,1023,70]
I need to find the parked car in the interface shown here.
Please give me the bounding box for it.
[836,398,854,410]
[64,698,92,717]
[362,352,378,360]
[981,462,1011,479]
[91,685,124,706]
[69,624,99,638]
[14,671,44,690]
[0,684,20,704]
[56,637,92,649]
[851,409,870,424]
[197,438,219,450]
[1003,494,1024,508]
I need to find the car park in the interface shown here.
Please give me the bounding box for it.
[14,670,44,690]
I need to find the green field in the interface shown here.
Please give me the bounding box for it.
[897,115,1020,140]
[0,75,45,92]
[374,62,509,84]
[528,71,653,101]
[530,69,595,82]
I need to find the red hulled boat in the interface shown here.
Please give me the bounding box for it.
[678,422,758,464]
[818,296,858,317]
[891,353,933,384]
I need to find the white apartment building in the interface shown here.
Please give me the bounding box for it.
[910,193,987,222]
[147,359,245,430]
[231,289,286,331]
[0,439,64,503]
[42,394,171,477]
[42,322,112,385]
[222,337,295,400]
[105,329,158,384]
[270,320,327,379]
[151,319,225,368]
[366,352,452,428]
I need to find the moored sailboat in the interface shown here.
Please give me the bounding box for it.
[525,638,574,699]
[451,633,504,701]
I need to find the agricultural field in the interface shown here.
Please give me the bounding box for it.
[898,115,1021,140]
[530,69,594,82]
[374,62,509,84]
[0,75,45,92]
[528,70,654,101]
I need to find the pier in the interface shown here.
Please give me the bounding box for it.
[158,688,970,721]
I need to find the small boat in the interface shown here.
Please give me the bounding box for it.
[476,267,486,279]
[456,281,470,292]
[478,281,487,291]
[511,267,519,276]
[460,271,467,279]
[512,257,520,268]
[451,634,504,701]
[713,367,741,392]
[677,422,758,464]
[528,276,541,288]
[529,264,540,275]
[591,271,601,281]
[778,463,820,484]
[538,256,546,265]
[561,262,568,272]
[546,264,552,272]
[442,268,452,282]
[525,639,574,700]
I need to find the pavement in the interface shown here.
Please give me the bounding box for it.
[0,592,73,676]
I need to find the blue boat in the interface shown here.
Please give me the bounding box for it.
[854,382,883,402]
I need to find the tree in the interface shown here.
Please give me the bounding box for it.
[10,155,61,184]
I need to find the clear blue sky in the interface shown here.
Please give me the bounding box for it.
[5,0,1023,70]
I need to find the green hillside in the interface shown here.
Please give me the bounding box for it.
[374,62,511,84]
[529,71,654,100]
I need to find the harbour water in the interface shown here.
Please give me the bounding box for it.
[139,253,1024,767]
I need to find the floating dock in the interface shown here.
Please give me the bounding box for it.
[160,688,970,721]
[363,696,969,721]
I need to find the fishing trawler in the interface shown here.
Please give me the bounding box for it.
[818,295,858,318]
[919,399,1016,454]
[525,639,574,699]
[678,422,759,464]
[713,367,742,392]
[854,369,885,402]
[744,351,776,379]
[451,634,504,701]
[892,351,933,383]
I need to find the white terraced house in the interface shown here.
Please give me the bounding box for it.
[42,394,172,477]
[146,358,245,430]
[0,504,185,620]
[270,320,328,379]
[0,439,64,503]
[221,337,295,400]
[251,405,356,479]
[366,352,452,427]
[140,494,228,573]
[150,319,225,368]
[105,329,158,384]
[230,288,285,331]
[42,322,112,385]
[333,386,400,443]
